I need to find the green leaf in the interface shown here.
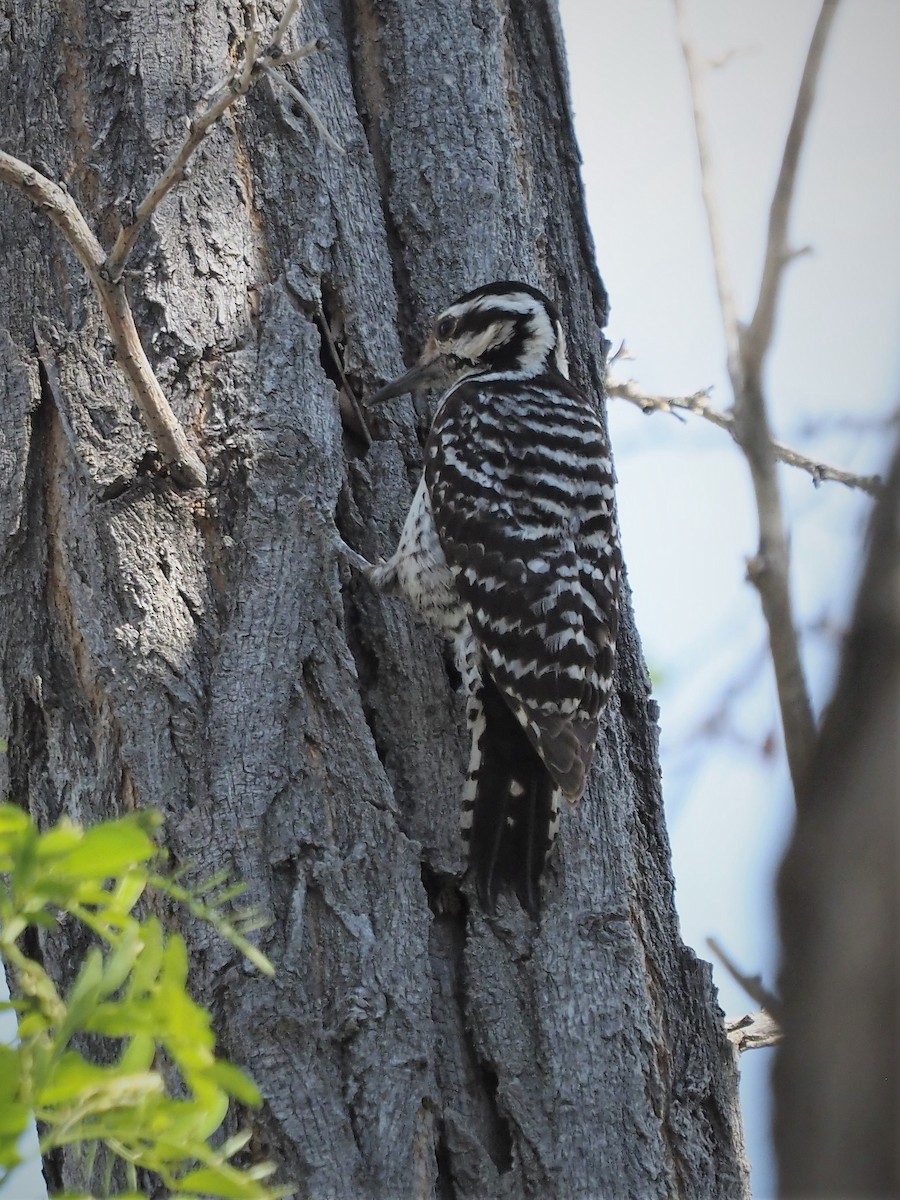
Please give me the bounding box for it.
[179,1087,230,1141]
[54,1194,145,1200]
[97,924,142,999]
[23,909,58,929]
[160,932,189,993]
[33,821,84,861]
[108,871,147,916]
[127,917,164,995]
[118,1034,156,1074]
[35,1051,110,1106]
[0,1104,29,1137]
[0,803,29,837]
[9,820,39,898]
[174,1166,272,1198]
[0,1047,29,1172]
[2,806,281,1199]
[52,818,158,879]
[38,1066,164,1115]
[230,939,274,979]
[85,1000,163,1039]
[57,948,105,1049]
[0,1046,20,1103]
[209,1061,262,1108]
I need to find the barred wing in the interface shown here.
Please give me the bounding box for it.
[425,379,620,799]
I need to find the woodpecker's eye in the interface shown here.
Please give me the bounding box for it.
[435,316,457,341]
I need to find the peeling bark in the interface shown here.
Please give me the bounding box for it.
[0,1,748,1196]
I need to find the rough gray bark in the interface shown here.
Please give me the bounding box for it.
[0,1,748,1197]
[775,433,900,1198]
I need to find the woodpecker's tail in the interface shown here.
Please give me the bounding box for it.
[462,674,560,917]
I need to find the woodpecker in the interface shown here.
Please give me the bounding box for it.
[341,282,621,916]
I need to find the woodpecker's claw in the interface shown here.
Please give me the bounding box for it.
[336,538,374,575]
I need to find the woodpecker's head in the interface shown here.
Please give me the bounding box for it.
[369,281,569,403]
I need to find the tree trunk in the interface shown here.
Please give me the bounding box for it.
[776,433,900,1197]
[0,1,748,1196]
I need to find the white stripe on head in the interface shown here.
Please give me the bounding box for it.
[472,291,558,378]
[453,318,515,363]
[553,319,570,378]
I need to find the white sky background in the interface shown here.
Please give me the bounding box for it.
[558,0,900,1195]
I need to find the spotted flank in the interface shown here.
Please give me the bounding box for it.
[360,281,621,917]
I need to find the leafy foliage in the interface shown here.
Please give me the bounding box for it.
[0,804,288,1199]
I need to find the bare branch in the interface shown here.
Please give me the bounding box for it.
[673,0,743,389]
[732,3,839,796]
[708,46,758,72]
[105,15,330,281]
[707,937,784,1024]
[725,1010,783,1052]
[743,1,841,374]
[271,0,302,48]
[674,2,841,799]
[608,377,726,431]
[106,80,247,280]
[0,3,347,489]
[240,35,260,93]
[608,376,883,495]
[606,338,633,369]
[774,439,881,495]
[0,152,206,488]
[313,307,371,446]
[264,65,346,154]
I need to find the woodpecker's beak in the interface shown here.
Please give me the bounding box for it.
[367,352,446,404]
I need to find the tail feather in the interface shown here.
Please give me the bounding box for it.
[461,674,558,917]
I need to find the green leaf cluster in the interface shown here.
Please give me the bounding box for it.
[0,804,289,1199]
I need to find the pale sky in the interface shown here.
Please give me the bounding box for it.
[560,1,900,1194]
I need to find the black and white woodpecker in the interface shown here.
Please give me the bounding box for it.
[339,282,621,916]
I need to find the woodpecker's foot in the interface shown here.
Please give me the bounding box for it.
[334,536,374,575]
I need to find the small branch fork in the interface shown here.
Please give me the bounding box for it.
[673,0,841,800]
[0,0,340,489]
[0,154,206,487]
[708,937,783,1021]
[105,1,341,281]
[725,1010,783,1053]
[606,372,882,496]
[708,938,784,1053]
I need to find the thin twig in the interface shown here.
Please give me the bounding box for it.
[674,1,840,799]
[774,440,880,494]
[313,308,371,446]
[105,22,329,280]
[0,3,342,488]
[106,79,248,279]
[264,66,346,153]
[241,31,260,92]
[742,1,841,374]
[276,43,328,65]
[673,0,743,389]
[608,378,727,431]
[271,0,301,48]
[608,376,883,496]
[707,937,784,1024]
[725,1010,783,1052]
[0,152,207,488]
